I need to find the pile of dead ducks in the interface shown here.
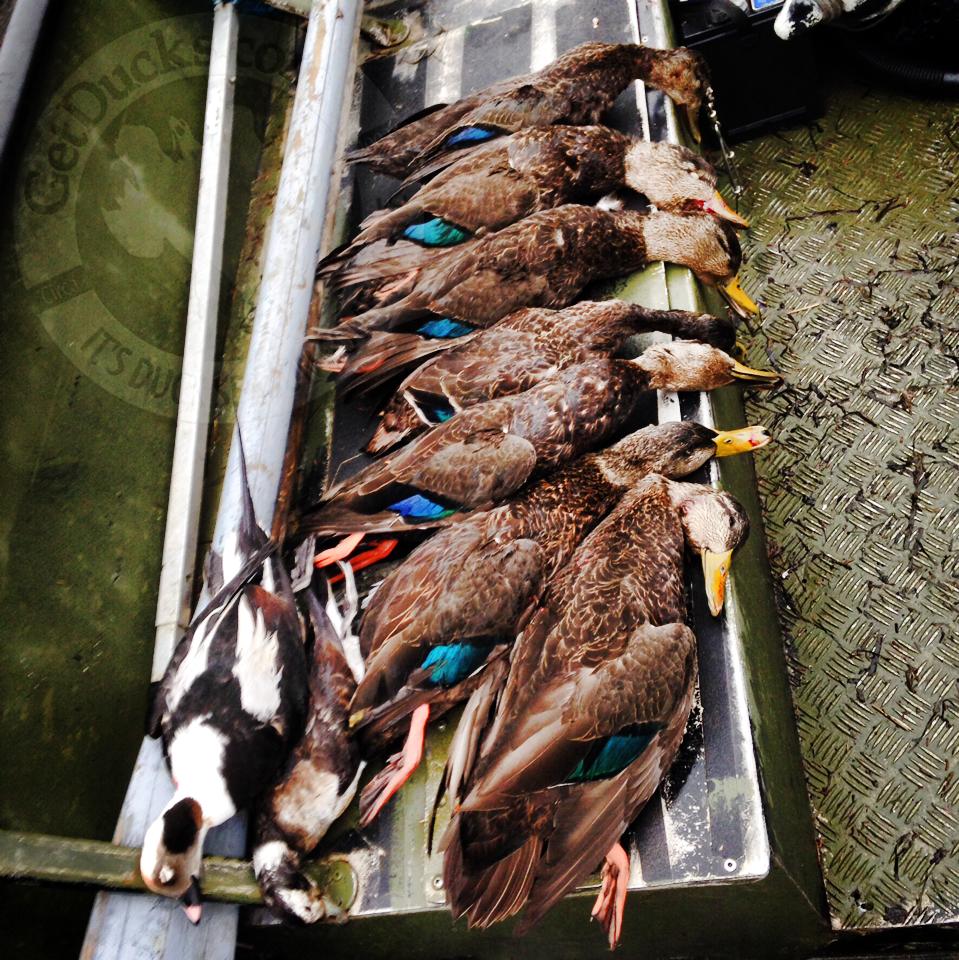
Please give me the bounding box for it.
[139,42,780,947]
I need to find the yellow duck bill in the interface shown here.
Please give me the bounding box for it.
[720,276,759,317]
[711,425,771,457]
[702,548,734,616]
[704,191,750,229]
[730,360,781,387]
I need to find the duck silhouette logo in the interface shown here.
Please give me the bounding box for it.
[102,117,202,261]
[14,14,290,417]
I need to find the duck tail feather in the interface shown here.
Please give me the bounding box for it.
[401,150,460,187]
[327,239,430,291]
[365,420,415,457]
[443,815,540,927]
[348,102,451,166]
[315,238,356,277]
[312,298,424,344]
[339,332,454,397]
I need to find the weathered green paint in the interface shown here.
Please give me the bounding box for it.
[0,2,298,956]
[0,830,357,911]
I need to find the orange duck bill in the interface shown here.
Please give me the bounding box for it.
[719,275,760,318]
[704,191,749,228]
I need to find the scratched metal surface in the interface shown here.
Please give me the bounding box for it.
[301,0,769,922]
[732,80,959,930]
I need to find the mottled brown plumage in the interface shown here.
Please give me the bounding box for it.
[345,43,708,179]
[349,423,726,729]
[350,423,764,824]
[298,343,770,537]
[442,477,751,945]
[314,205,745,347]
[319,128,737,291]
[363,301,735,454]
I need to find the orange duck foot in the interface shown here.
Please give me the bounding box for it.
[358,703,430,827]
[591,841,629,950]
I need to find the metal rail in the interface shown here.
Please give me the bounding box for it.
[80,2,362,958]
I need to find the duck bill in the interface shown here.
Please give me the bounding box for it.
[702,549,733,616]
[705,192,749,229]
[180,876,203,925]
[730,360,781,387]
[712,426,771,457]
[719,276,759,318]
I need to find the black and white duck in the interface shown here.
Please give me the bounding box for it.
[252,563,364,924]
[140,448,308,922]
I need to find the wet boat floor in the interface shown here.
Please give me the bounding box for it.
[733,75,959,930]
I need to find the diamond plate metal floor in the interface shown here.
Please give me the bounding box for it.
[732,78,959,931]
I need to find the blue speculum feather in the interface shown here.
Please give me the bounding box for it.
[424,399,455,423]
[445,125,496,147]
[421,642,494,686]
[402,217,471,247]
[416,318,474,339]
[387,493,456,520]
[566,730,657,783]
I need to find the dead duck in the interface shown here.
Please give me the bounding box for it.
[319,126,746,287]
[356,301,735,454]
[345,42,708,178]
[298,343,778,538]
[313,206,758,354]
[441,475,751,946]
[252,565,364,925]
[140,447,309,922]
[348,421,769,825]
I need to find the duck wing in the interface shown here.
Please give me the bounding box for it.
[448,622,695,929]
[317,205,613,344]
[299,415,537,537]
[323,400,538,506]
[348,148,528,252]
[415,83,561,165]
[351,533,545,740]
[517,663,696,933]
[365,326,569,453]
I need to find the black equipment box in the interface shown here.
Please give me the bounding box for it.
[669,0,819,141]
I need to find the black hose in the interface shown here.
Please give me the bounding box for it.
[845,39,959,94]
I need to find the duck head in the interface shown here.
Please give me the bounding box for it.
[598,421,772,487]
[140,796,207,923]
[640,46,710,141]
[624,141,748,228]
[669,481,751,615]
[640,211,759,318]
[631,341,781,392]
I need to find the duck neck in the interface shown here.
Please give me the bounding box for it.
[639,210,700,271]
[594,436,666,490]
